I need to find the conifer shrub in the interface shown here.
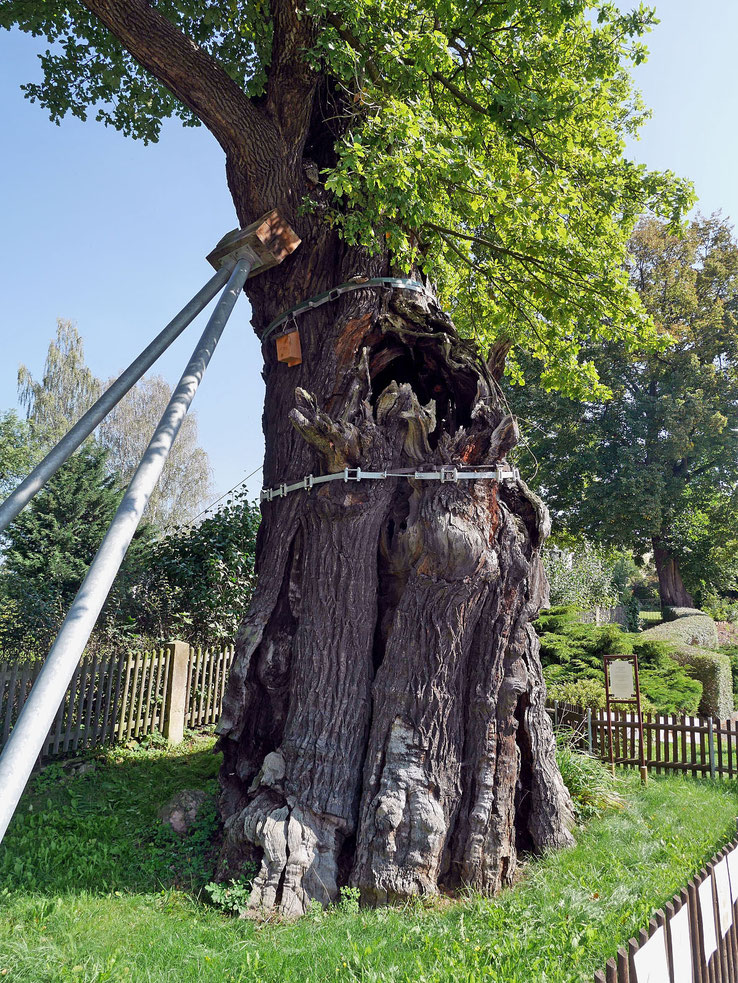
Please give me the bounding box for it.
[536,611,703,714]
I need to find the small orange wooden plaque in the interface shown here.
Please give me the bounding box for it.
[276,328,302,366]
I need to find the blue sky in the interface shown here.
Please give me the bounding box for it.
[1,1,737,508]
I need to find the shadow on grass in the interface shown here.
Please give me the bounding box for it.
[0,736,223,897]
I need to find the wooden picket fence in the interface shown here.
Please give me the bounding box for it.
[0,642,235,760]
[549,702,738,779]
[594,830,738,983]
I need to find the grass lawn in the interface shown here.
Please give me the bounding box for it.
[0,733,737,983]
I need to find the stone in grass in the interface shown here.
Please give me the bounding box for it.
[158,789,208,836]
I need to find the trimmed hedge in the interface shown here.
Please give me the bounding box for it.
[639,615,719,650]
[638,614,731,718]
[667,645,734,720]
[662,606,705,622]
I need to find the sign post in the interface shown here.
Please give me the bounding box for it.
[603,653,647,784]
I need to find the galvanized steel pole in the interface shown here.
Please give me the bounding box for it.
[0,257,252,844]
[0,264,234,536]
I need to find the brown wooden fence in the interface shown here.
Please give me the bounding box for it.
[594,831,738,983]
[0,642,235,761]
[549,702,738,780]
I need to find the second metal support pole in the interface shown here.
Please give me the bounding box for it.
[0,257,252,846]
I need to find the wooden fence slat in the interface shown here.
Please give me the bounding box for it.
[195,647,207,727]
[725,720,733,778]
[150,648,165,732]
[80,654,99,751]
[1,664,18,745]
[97,653,116,747]
[61,661,83,753]
[109,655,128,744]
[133,651,149,738]
[118,653,135,742]
[142,649,158,737]
[200,649,215,724]
[206,646,219,725]
[89,655,107,748]
[49,671,66,756]
[158,647,172,736]
[617,946,629,983]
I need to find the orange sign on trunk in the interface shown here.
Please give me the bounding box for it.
[276,328,302,366]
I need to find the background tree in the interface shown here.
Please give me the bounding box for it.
[18,322,212,530]
[0,410,38,499]
[125,487,260,644]
[514,215,738,608]
[98,374,212,532]
[2,0,693,912]
[18,319,102,448]
[0,443,149,654]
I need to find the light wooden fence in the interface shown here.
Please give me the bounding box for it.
[594,831,738,983]
[549,702,738,780]
[0,642,235,761]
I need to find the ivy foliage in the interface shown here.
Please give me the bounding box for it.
[0,1,694,395]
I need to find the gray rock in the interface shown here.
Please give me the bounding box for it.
[158,789,208,835]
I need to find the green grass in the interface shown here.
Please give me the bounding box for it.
[1,735,737,982]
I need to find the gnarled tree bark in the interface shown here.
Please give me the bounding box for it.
[215,207,573,913]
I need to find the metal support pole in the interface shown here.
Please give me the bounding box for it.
[0,257,252,845]
[0,264,234,536]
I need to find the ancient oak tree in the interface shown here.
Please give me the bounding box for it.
[3,0,690,912]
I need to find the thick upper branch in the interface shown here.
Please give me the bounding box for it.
[79,0,267,156]
[265,0,319,145]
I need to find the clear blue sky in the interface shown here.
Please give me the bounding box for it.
[1,1,736,507]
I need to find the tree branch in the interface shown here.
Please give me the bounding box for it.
[79,0,268,156]
[266,0,320,144]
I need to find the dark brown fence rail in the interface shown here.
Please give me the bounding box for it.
[594,832,738,983]
[0,642,235,761]
[548,702,738,780]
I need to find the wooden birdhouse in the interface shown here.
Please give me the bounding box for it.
[276,328,302,366]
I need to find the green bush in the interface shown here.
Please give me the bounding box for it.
[668,645,734,719]
[719,644,738,707]
[702,592,738,623]
[547,678,608,709]
[536,615,703,715]
[542,543,619,610]
[640,615,719,650]
[546,678,658,713]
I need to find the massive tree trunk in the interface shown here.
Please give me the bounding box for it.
[73,0,573,924]
[213,152,573,914]
[652,536,694,609]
